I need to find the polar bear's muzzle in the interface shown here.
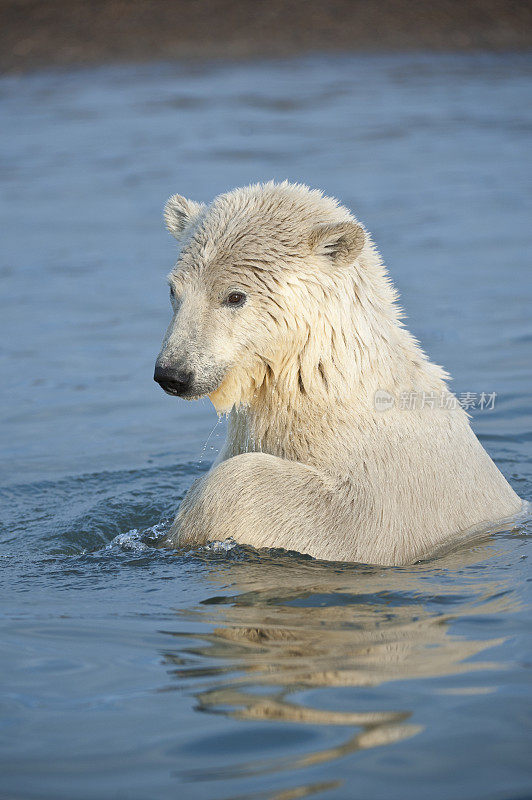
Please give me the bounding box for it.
[153,358,227,400]
[153,362,196,397]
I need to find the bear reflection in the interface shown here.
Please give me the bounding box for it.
[161,544,507,772]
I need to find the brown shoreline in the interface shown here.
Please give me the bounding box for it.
[2,0,532,74]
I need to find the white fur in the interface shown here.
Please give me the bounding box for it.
[157,181,521,565]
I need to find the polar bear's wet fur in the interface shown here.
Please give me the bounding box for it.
[155,181,521,565]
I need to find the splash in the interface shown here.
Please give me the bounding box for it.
[202,537,239,553]
[107,522,169,552]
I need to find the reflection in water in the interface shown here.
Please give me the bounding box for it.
[159,540,515,790]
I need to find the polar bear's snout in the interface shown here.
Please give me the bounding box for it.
[153,361,195,397]
[154,348,228,400]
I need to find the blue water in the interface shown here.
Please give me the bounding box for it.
[1,53,531,799]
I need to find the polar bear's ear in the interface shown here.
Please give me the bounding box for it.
[164,194,205,240]
[309,221,365,267]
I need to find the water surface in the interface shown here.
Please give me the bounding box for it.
[1,53,531,799]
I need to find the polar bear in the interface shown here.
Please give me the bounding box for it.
[154,181,521,565]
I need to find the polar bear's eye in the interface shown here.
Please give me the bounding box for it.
[225,291,247,307]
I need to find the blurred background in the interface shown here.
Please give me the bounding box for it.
[1,4,531,800]
[2,0,532,71]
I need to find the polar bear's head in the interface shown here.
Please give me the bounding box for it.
[154,181,365,413]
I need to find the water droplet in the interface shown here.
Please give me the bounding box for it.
[198,416,223,466]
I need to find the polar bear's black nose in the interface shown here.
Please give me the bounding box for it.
[154,364,194,396]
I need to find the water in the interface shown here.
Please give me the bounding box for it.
[1,53,531,799]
